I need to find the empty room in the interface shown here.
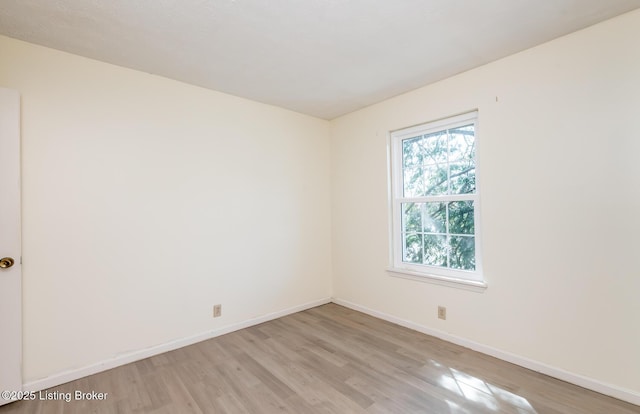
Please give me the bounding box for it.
[1,1,639,413]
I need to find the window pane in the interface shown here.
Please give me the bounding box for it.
[449,236,475,270]
[423,202,446,233]
[422,131,448,164]
[402,136,423,168]
[448,201,474,234]
[402,203,421,233]
[403,233,423,263]
[448,125,475,163]
[423,234,447,267]
[423,163,448,196]
[449,162,475,194]
[403,166,424,197]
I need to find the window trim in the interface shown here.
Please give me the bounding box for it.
[387,111,486,290]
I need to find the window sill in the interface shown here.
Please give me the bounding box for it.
[386,267,487,293]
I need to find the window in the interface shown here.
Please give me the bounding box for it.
[389,111,484,287]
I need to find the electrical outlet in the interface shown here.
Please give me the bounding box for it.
[438,306,446,320]
[213,304,222,318]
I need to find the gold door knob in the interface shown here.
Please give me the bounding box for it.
[0,257,15,268]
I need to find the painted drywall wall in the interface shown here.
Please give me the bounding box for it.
[331,9,640,394]
[0,35,332,383]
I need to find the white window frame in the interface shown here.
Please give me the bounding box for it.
[387,111,486,290]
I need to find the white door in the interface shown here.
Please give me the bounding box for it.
[0,88,22,406]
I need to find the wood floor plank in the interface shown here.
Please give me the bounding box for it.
[1,303,638,413]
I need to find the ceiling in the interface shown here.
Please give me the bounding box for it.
[1,1,639,119]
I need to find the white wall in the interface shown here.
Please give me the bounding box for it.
[331,9,640,396]
[0,35,332,383]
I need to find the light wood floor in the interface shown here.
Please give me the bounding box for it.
[1,304,638,413]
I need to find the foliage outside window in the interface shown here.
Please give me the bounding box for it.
[390,111,483,284]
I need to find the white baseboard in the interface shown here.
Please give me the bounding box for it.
[331,297,640,407]
[23,297,331,393]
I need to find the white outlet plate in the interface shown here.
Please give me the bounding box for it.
[438,306,446,320]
